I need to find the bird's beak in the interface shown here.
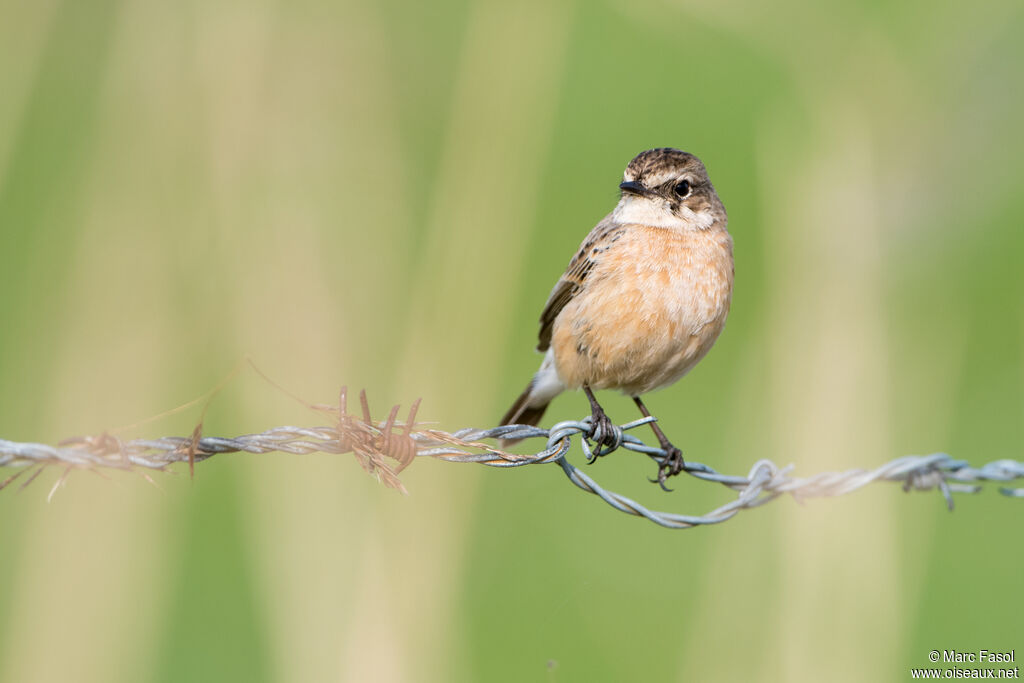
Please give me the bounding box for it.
[619,180,649,197]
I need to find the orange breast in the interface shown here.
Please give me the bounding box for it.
[551,225,733,395]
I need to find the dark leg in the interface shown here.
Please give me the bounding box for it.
[583,384,618,459]
[633,396,685,490]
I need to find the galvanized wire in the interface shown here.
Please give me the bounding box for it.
[1,394,1021,528]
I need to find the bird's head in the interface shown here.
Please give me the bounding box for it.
[614,148,727,231]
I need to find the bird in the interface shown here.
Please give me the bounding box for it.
[499,148,734,488]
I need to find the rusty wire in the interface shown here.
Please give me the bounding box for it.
[1,388,1021,528]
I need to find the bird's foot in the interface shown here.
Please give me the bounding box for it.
[651,444,686,491]
[585,409,620,462]
[581,385,621,462]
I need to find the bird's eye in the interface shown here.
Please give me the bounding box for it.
[673,180,691,198]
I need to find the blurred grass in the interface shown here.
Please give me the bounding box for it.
[0,0,1022,681]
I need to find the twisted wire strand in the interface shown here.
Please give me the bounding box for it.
[1,396,1021,528]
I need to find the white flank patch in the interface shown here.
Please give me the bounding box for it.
[529,349,566,406]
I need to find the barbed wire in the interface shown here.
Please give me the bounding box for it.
[1,388,1021,528]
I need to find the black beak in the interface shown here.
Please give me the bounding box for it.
[619,180,648,197]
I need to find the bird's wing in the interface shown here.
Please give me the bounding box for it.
[537,215,625,351]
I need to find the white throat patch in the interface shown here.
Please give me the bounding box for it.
[612,196,713,230]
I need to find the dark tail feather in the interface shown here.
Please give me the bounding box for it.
[499,382,550,447]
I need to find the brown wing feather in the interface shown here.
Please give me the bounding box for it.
[537,215,625,351]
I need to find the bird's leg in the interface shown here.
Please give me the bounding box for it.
[583,384,618,457]
[632,396,685,491]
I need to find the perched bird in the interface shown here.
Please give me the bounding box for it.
[500,148,734,487]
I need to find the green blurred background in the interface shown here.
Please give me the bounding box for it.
[1,0,1021,681]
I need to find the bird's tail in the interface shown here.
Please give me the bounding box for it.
[499,352,564,447]
[499,381,551,445]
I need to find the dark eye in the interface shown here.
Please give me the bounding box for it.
[673,180,691,198]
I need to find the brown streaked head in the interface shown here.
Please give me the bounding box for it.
[618,148,726,227]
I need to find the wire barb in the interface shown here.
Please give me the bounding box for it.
[1,389,1021,528]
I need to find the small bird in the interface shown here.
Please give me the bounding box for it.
[500,148,734,487]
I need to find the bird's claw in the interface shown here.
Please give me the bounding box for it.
[650,446,685,491]
[585,411,618,462]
